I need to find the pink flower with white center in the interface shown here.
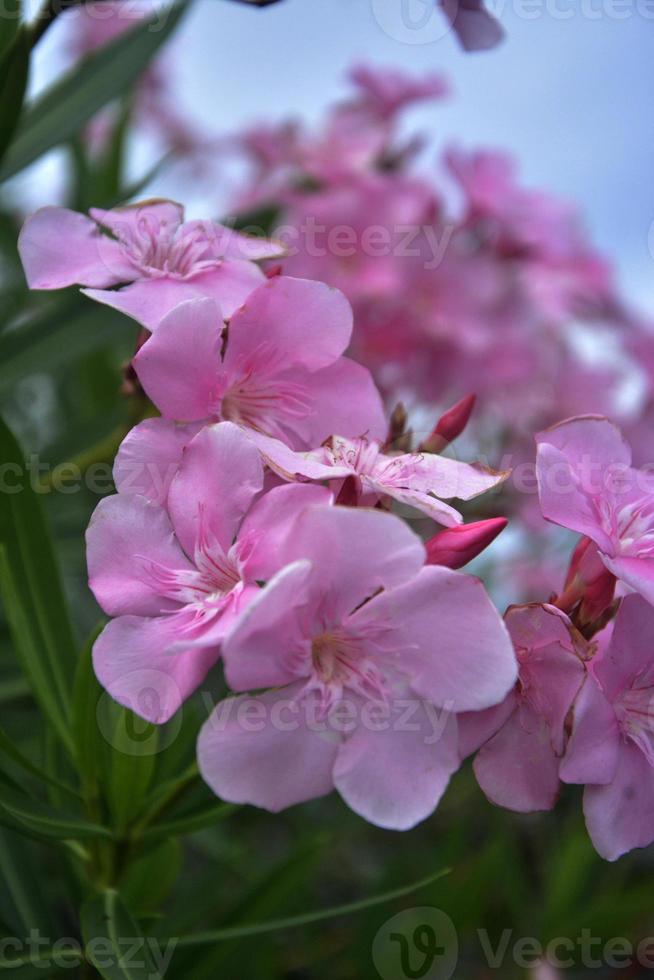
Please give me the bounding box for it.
[86,422,332,723]
[536,416,654,606]
[132,275,386,449]
[561,596,654,860]
[18,199,285,331]
[198,505,516,830]
[459,604,587,813]
[249,430,508,526]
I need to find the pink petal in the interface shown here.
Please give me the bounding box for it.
[89,200,184,239]
[93,613,220,724]
[133,297,222,421]
[245,431,350,482]
[393,453,509,502]
[473,704,561,812]
[18,207,129,289]
[559,674,619,786]
[457,692,517,759]
[190,260,266,318]
[296,357,387,445]
[113,418,200,504]
[237,482,334,581]
[601,555,654,609]
[364,480,463,527]
[333,700,459,830]
[224,275,353,374]
[440,0,505,52]
[351,565,516,712]
[584,741,654,861]
[536,416,632,548]
[167,422,264,557]
[86,494,192,616]
[82,276,223,333]
[193,221,286,261]
[279,505,426,622]
[198,684,339,811]
[221,561,316,691]
[592,594,654,700]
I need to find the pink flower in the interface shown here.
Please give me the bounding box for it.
[86,421,331,723]
[198,505,516,829]
[561,595,654,860]
[248,431,508,526]
[132,275,386,448]
[438,1,505,51]
[348,65,449,120]
[459,604,587,812]
[536,416,654,606]
[18,200,285,330]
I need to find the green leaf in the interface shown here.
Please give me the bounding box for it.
[0,29,29,164]
[104,703,158,834]
[140,801,237,844]
[0,1,191,182]
[0,0,21,59]
[0,828,54,934]
[81,889,164,980]
[72,624,105,804]
[0,783,111,842]
[0,417,78,751]
[0,719,80,799]
[175,867,451,947]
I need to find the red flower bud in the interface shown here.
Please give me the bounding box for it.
[420,393,476,453]
[425,516,507,569]
[558,536,616,626]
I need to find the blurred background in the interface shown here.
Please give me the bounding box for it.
[1,2,654,977]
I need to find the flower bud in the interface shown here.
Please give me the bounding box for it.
[425,516,507,569]
[420,393,476,453]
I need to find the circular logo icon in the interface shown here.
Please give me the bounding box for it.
[370,0,452,45]
[96,670,183,756]
[373,906,458,980]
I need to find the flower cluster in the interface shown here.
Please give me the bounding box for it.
[227,65,647,480]
[20,197,521,830]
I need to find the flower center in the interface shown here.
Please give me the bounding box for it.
[220,372,311,438]
[598,496,654,558]
[119,216,218,280]
[306,629,387,716]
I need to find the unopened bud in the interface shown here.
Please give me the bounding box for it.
[425,516,507,569]
[420,393,476,453]
[557,536,616,627]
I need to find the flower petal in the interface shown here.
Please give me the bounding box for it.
[198,684,339,811]
[333,699,459,830]
[296,357,387,445]
[224,275,353,374]
[113,418,200,505]
[584,741,654,861]
[167,421,264,557]
[19,207,129,289]
[351,564,516,712]
[133,297,222,420]
[86,494,192,616]
[93,613,220,724]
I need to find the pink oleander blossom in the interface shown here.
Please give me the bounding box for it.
[561,595,654,861]
[18,199,285,330]
[459,603,587,812]
[248,430,508,526]
[132,275,386,448]
[86,421,331,723]
[198,504,516,829]
[536,416,654,606]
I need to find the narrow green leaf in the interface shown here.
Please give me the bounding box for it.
[105,704,158,834]
[0,1,191,181]
[0,783,111,842]
[176,867,451,947]
[0,416,78,751]
[0,719,80,799]
[0,0,21,59]
[81,889,163,980]
[0,828,53,933]
[72,624,105,805]
[0,28,29,164]
[140,802,237,844]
